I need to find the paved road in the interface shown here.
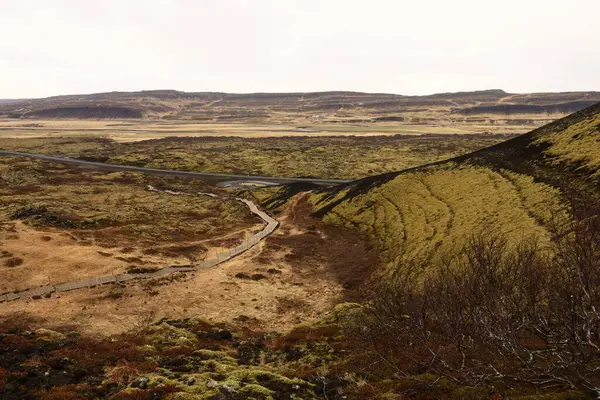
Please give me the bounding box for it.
[0,151,353,186]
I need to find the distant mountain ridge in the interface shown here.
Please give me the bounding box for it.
[0,89,599,122]
[0,99,25,104]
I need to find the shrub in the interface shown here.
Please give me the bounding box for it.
[0,367,8,390]
[4,257,23,268]
[111,384,180,400]
[346,210,600,392]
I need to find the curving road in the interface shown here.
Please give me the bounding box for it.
[0,151,353,186]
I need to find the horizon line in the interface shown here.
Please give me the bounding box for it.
[5,87,600,101]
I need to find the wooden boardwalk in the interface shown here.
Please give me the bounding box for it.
[0,197,278,304]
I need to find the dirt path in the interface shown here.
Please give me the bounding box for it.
[0,192,279,303]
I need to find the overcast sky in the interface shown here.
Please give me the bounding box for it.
[1,0,599,98]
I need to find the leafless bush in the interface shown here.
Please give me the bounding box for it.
[347,210,600,393]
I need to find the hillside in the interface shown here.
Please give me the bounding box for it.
[305,102,600,276]
[1,89,599,128]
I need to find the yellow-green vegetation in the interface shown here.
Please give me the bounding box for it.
[535,111,600,175]
[239,103,600,398]
[0,318,326,399]
[307,104,600,278]
[0,157,255,247]
[111,134,510,179]
[0,136,111,155]
[498,170,568,225]
[0,134,512,179]
[246,186,285,205]
[119,322,316,399]
[2,313,592,399]
[312,164,564,275]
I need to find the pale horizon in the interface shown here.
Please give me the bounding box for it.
[2,0,599,98]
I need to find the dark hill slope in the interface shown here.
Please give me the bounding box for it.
[307,103,600,276]
[23,106,143,119]
[455,101,600,192]
[456,100,598,115]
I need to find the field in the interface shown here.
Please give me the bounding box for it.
[0,157,260,292]
[0,111,527,335]
[0,119,544,142]
[0,134,514,179]
[0,153,376,336]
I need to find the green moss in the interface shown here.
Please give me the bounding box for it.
[153,365,315,398]
[155,368,178,379]
[144,374,182,389]
[145,323,199,349]
[136,344,158,355]
[34,328,66,343]
[319,165,560,277]
[198,360,237,375]
[229,369,311,390]
[0,134,510,181]
[165,393,207,400]
[237,383,275,399]
[328,302,362,321]
[535,112,600,175]
[192,349,237,364]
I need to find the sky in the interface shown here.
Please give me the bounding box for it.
[1,0,599,98]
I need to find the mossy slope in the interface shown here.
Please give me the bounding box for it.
[311,103,600,274]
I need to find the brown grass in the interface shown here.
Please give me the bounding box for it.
[0,193,363,335]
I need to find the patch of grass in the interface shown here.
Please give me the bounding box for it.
[0,158,257,250]
[4,257,23,268]
[535,112,600,175]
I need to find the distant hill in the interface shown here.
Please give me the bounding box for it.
[305,102,600,276]
[1,89,599,125]
[0,99,25,104]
